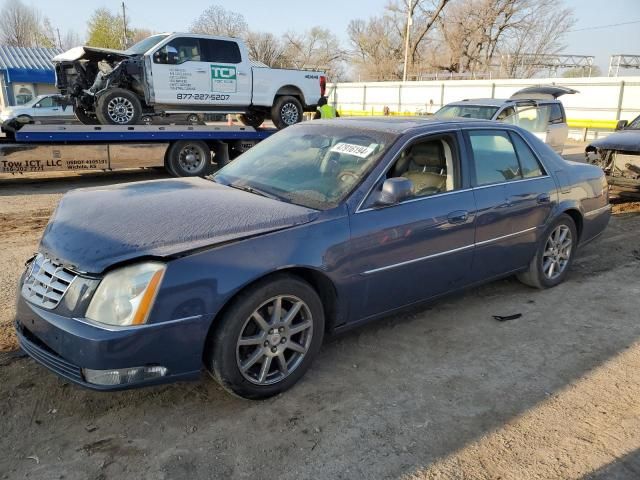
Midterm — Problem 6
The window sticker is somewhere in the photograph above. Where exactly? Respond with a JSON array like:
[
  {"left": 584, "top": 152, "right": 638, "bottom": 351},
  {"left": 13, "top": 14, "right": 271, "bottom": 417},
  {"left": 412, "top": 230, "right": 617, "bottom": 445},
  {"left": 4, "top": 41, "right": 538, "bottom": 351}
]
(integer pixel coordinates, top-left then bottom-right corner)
[{"left": 330, "top": 143, "right": 378, "bottom": 158}]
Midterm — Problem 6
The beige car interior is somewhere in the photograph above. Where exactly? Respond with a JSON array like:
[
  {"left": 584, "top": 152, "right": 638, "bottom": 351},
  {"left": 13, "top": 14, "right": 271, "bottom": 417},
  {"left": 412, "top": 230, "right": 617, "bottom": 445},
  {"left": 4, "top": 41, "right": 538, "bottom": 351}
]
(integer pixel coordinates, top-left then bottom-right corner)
[{"left": 391, "top": 139, "right": 455, "bottom": 196}]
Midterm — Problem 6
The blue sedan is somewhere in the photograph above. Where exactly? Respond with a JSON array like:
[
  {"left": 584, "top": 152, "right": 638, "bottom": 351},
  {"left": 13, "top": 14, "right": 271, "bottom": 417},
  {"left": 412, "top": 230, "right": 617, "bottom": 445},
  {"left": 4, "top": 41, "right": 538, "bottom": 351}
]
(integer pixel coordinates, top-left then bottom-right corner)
[{"left": 15, "top": 117, "right": 611, "bottom": 399}]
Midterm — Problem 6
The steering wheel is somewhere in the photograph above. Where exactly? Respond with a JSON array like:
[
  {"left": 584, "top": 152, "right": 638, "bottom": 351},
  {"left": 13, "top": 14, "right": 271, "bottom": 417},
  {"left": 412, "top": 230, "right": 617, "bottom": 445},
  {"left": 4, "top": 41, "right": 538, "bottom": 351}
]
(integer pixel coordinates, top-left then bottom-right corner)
[{"left": 338, "top": 170, "right": 359, "bottom": 184}]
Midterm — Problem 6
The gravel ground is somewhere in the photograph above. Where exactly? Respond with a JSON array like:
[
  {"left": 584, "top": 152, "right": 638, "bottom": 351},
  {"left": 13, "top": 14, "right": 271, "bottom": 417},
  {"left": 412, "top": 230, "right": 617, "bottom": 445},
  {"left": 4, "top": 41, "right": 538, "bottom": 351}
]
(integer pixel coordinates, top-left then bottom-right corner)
[{"left": 1, "top": 152, "right": 640, "bottom": 479}]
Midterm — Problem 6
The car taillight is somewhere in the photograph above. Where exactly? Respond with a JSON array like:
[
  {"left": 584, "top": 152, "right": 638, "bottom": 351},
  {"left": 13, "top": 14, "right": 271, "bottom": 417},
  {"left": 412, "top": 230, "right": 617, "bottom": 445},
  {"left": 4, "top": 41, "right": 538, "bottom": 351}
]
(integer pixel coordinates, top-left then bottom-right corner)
[{"left": 320, "top": 76, "right": 326, "bottom": 97}]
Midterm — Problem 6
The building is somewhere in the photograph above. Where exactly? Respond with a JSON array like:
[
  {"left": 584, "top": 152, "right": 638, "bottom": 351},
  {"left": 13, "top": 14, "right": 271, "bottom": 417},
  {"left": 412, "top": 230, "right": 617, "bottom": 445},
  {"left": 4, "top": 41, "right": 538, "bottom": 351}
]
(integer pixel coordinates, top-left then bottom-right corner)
[{"left": 0, "top": 46, "right": 63, "bottom": 109}]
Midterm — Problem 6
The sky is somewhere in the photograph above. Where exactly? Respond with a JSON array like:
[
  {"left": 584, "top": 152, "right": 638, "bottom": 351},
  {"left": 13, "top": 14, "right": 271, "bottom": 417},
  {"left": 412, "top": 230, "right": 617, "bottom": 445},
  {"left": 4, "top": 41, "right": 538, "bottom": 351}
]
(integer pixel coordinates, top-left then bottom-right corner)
[{"left": 29, "top": 0, "right": 640, "bottom": 75}]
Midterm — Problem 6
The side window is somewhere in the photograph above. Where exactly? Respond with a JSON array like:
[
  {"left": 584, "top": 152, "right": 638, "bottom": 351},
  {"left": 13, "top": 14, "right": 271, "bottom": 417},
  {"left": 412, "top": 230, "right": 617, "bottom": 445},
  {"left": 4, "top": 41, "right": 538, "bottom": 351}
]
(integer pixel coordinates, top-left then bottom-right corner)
[
  {"left": 514, "top": 105, "right": 549, "bottom": 133},
  {"left": 468, "top": 130, "right": 522, "bottom": 186},
  {"left": 202, "top": 39, "right": 242, "bottom": 64},
  {"left": 509, "top": 132, "right": 546, "bottom": 178},
  {"left": 37, "top": 96, "right": 53, "bottom": 108},
  {"left": 548, "top": 103, "right": 564, "bottom": 124},
  {"left": 387, "top": 135, "right": 458, "bottom": 198},
  {"left": 496, "top": 106, "right": 515, "bottom": 122},
  {"left": 153, "top": 37, "right": 201, "bottom": 64}
]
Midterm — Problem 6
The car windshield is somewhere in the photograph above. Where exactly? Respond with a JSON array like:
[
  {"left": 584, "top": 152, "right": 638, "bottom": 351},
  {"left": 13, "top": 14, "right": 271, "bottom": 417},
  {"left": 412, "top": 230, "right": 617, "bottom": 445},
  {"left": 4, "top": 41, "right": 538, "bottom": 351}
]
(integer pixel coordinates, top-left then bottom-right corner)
[
  {"left": 214, "top": 124, "right": 397, "bottom": 210},
  {"left": 125, "top": 34, "right": 169, "bottom": 55},
  {"left": 435, "top": 105, "right": 499, "bottom": 120},
  {"left": 627, "top": 115, "right": 640, "bottom": 129}
]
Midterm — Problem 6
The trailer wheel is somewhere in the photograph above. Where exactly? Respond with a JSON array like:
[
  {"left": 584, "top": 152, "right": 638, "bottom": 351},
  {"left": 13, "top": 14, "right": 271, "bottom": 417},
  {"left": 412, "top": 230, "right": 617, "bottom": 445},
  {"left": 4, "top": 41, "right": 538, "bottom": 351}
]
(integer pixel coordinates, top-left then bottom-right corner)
[
  {"left": 238, "top": 110, "right": 266, "bottom": 128},
  {"left": 166, "top": 140, "right": 213, "bottom": 177},
  {"left": 74, "top": 106, "right": 99, "bottom": 125},
  {"left": 271, "top": 96, "right": 303, "bottom": 129},
  {"left": 95, "top": 88, "right": 142, "bottom": 125}
]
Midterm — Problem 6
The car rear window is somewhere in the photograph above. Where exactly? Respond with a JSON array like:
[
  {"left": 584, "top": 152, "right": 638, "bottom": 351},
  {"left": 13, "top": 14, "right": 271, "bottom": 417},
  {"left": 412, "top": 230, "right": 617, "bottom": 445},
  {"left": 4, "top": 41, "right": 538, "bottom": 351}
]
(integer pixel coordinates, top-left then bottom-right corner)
[{"left": 202, "top": 39, "right": 242, "bottom": 64}]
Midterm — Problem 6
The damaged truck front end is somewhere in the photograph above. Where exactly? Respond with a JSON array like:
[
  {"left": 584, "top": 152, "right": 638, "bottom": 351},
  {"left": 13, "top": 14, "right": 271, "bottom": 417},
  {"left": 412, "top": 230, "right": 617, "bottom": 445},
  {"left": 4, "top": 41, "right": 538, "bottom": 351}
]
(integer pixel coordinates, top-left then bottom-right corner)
[{"left": 54, "top": 46, "right": 149, "bottom": 125}]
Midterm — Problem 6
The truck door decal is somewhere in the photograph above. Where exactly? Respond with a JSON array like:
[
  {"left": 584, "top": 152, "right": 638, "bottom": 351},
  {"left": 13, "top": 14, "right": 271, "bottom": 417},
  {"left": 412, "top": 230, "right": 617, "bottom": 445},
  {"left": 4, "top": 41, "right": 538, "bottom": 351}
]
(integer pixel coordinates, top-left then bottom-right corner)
[{"left": 211, "top": 65, "right": 237, "bottom": 93}]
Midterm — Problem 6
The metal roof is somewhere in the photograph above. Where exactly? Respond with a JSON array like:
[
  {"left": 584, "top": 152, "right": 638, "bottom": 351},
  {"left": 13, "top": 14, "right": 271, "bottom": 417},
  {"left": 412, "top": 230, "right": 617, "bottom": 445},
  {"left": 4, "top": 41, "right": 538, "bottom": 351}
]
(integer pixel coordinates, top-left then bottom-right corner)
[{"left": 0, "top": 46, "right": 63, "bottom": 71}]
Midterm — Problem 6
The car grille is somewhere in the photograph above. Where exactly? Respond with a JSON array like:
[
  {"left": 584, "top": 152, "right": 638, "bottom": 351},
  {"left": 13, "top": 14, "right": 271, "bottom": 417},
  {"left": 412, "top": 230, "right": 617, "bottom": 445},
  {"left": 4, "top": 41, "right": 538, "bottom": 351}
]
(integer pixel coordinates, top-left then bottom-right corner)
[{"left": 21, "top": 254, "right": 77, "bottom": 309}]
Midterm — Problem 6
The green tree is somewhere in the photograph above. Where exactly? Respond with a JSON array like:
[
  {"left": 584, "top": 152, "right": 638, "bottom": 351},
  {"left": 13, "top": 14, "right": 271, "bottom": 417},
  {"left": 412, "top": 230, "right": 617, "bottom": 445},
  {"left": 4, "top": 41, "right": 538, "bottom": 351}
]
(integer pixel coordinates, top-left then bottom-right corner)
[{"left": 86, "top": 7, "right": 132, "bottom": 49}]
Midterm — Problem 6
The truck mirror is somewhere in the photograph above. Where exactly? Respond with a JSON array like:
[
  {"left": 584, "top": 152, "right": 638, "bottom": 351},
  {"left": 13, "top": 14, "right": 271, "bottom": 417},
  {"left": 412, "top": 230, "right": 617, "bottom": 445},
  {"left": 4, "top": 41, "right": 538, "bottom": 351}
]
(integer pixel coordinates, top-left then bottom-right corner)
[{"left": 166, "top": 46, "right": 179, "bottom": 65}]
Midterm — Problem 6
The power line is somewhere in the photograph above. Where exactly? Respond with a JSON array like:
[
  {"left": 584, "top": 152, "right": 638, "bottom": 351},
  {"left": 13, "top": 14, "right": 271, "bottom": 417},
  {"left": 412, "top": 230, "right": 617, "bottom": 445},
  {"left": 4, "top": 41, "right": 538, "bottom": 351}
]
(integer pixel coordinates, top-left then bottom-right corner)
[{"left": 567, "top": 19, "right": 640, "bottom": 33}]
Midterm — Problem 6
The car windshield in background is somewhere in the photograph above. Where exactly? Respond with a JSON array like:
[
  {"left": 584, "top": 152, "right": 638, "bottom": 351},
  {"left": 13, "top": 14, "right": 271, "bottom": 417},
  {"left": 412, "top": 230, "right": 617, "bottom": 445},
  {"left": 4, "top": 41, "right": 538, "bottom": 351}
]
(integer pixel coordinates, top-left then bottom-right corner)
[
  {"left": 435, "top": 105, "right": 499, "bottom": 120},
  {"left": 214, "top": 124, "right": 397, "bottom": 210},
  {"left": 124, "top": 34, "right": 169, "bottom": 55},
  {"left": 627, "top": 115, "right": 640, "bottom": 129}
]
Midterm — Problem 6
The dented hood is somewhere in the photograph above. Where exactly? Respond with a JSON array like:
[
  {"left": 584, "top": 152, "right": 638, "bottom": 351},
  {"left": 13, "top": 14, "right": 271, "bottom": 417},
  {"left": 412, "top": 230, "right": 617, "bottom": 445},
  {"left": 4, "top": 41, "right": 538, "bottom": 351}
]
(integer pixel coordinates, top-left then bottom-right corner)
[
  {"left": 588, "top": 130, "right": 640, "bottom": 152},
  {"left": 39, "top": 178, "right": 318, "bottom": 273},
  {"left": 53, "top": 46, "right": 134, "bottom": 63}
]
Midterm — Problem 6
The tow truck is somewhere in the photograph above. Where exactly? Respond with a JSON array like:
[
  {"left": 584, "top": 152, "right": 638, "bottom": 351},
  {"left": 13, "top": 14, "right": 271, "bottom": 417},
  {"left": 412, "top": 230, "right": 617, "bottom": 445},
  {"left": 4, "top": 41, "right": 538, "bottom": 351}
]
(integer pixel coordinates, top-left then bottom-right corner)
[{"left": 0, "top": 121, "right": 275, "bottom": 177}]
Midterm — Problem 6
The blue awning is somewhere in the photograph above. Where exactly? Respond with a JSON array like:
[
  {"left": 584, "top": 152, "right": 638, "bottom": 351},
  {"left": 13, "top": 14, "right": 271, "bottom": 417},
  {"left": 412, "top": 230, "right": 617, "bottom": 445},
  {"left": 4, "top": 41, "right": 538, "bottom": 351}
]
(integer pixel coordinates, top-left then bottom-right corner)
[{"left": 6, "top": 67, "right": 55, "bottom": 84}]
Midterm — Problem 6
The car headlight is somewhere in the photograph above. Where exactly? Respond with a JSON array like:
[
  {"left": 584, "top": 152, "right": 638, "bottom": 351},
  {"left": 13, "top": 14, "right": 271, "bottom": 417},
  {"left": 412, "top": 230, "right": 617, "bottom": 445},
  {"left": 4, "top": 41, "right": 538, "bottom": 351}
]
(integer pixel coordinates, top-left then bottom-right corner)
[{"left": 86, "top": 262, "right": 165, "bottom": 327}]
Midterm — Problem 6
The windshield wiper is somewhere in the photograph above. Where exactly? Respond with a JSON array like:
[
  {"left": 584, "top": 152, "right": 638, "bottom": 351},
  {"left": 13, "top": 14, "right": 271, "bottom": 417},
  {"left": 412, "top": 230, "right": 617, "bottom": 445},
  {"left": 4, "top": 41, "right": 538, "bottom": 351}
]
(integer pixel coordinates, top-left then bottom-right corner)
[{"left": 227, "top": 182, "right": 281, "bottom": 201}]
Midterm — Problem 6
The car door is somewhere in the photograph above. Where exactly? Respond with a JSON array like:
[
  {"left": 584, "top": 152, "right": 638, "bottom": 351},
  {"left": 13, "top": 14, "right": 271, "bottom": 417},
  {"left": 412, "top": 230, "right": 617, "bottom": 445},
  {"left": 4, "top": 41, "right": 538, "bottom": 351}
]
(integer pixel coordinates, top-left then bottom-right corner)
[
  {"left": 150, "top": 36, "right": 210, "bottom": 105},
  {"left": 464, "top": 129, "right": 542, "bottom": 280},
  {"left": 33, "top": 96, "right": 58, "bottom": 120},
  {"left": 544, "top": 103, "right": 568, "bottom": 153},
  {"left": 348, "top": 131, "right": 477, "bottom": 320},
  {"left": 200, "top": 38, "right": 251, "bottom": 107}
]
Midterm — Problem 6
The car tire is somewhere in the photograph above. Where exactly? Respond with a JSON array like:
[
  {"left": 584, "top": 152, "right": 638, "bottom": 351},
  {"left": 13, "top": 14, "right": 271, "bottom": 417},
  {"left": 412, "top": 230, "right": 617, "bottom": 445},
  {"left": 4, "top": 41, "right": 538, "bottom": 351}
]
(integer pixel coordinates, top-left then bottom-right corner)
[
  {"left": 74, "top": 106, "right": 99, "bottom": 125},
  {"left": 237, "top": 110, "right": 266, "bottom": 128},
  {"left": 95, "top": 88, "right": 142, "bottom": 125},
  {"left": 16, "top": 115, "right": 33, "bottom": 124},
  {"left": 206, "top": 274, "right": 325, "bottom": 399},
  {"left": 166, "top": 140, "right": 212, "bottom": 177},
  {"left": 271, "top": 96, "right": 303, "bottom": 129},
  {"left": 517, "top": 214, "right": 578, "bottom": 289}
]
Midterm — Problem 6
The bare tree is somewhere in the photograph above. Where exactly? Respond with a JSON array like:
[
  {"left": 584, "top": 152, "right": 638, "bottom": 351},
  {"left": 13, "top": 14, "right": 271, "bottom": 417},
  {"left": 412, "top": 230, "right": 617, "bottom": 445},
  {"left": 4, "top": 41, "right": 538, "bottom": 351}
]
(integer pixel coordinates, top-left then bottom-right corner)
[
  {"left": 0, "top": 0, "right": 54, "bottom": 47},
  {"left": 282, "top": 27, "right": 346, "bottom": 80},
  {"left": 61, "top": 30, "right": 83, "bottom": 50},
  {"left": 245, "top": 31, "right": 286, "bottom": 67},
  {"left": 190, "top": 5, "right": 248, "bottom": 38}
]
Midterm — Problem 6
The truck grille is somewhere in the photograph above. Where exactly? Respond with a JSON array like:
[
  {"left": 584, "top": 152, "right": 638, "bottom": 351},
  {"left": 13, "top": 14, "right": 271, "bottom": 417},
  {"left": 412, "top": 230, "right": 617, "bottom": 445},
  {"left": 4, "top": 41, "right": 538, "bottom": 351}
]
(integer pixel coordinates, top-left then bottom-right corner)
[{"left": 21, "top": 254, "right": 76, "bottom": 309}]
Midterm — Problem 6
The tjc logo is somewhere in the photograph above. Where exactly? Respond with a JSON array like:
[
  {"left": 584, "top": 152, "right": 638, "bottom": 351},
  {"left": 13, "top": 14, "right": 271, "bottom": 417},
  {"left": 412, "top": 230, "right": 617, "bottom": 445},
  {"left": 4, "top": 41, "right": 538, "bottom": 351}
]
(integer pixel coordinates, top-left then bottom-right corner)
[{"left": 211, "top": 65, "right": 237, "bottom": 79}]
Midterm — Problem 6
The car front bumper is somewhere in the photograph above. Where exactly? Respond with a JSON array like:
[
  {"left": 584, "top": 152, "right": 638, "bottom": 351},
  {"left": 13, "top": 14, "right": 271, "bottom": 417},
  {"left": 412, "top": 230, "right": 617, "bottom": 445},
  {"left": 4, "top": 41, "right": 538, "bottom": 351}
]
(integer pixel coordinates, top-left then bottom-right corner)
[{"left": 15, "top": 295, "right": 208, "bottom": 391}]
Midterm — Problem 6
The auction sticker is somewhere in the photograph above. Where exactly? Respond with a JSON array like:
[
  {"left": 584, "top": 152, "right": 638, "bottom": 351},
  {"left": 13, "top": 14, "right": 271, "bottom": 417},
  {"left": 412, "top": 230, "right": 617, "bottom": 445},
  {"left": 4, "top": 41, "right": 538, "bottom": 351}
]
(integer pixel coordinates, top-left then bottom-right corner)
[{"left": 330, "top": 143, "right": 377, "bottom": 158}]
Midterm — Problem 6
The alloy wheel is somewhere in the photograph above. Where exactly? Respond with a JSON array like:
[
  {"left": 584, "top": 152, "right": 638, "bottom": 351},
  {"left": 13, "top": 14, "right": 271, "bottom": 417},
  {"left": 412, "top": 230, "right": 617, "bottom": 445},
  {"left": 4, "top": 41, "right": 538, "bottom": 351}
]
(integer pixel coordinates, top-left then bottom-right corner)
[
  {"left": 280, "top": 103, "right": 300, "bottom": 125},
  {"left": 542, "top": 224, "right": 572, "bottom": 280},
  {"left": 107, "top": 96, "right": 135, "bottom": 124},
  {"left": 236, "top": 295, "right": 313, "bottom": 385}
]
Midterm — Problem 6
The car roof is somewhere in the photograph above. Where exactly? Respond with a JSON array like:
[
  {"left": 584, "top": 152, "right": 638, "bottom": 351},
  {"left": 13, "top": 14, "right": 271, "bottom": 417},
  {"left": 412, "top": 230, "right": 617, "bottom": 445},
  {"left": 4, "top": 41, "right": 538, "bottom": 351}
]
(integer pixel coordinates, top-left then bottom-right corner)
[
  {"left": 310, "top": 116, "right": 503, "bottom": 134},
  {"left": 444, "top": 97, "right": 558, "bottom": 107}
]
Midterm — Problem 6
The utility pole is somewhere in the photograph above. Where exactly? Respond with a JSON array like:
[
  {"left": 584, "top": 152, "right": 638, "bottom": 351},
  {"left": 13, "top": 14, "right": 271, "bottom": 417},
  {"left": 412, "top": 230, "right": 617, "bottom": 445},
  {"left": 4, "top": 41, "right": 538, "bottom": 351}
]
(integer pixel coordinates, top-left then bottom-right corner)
[
  {"left": 56, "top": 28, "right": 62, "bottom": 49},
  {"left": 121, "top": 1, "right": 128, "bottom": 49},
  {"left": 402, "top": 0, "right": 415, "bottom": 82}
]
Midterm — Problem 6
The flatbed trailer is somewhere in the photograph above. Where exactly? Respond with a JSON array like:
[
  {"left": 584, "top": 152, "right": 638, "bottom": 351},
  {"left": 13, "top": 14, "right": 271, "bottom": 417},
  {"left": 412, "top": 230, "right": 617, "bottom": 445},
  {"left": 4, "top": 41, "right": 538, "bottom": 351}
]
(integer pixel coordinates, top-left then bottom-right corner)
[{"left": 0, "top": 124, "right": 276, "bottom": 177}]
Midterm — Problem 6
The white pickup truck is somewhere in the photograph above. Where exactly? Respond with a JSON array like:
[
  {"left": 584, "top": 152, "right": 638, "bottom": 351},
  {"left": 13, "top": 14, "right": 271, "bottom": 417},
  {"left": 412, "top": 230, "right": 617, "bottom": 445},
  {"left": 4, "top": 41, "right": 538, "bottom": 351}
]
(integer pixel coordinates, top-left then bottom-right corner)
[{"left": 53, "top": 33, "right": 326, "bottom": 129}]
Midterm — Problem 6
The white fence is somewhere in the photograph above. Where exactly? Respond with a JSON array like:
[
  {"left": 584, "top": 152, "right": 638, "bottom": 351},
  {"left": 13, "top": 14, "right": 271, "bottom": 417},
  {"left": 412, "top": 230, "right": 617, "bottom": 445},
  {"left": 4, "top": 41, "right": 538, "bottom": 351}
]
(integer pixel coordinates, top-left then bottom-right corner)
[{"left": 328, "top": 76, "right": 640, "bottom": 124}]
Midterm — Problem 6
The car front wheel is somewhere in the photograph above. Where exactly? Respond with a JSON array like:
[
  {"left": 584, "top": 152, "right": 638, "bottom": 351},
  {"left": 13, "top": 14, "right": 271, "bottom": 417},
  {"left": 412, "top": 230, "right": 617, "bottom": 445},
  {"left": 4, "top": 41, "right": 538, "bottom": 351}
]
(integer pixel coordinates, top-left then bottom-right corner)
[
  {"left": 517, "top": 213, "right": 578, "bottom": 289},
  {"left": 207, "top": 274, "right": 324, "bottom": 399}
]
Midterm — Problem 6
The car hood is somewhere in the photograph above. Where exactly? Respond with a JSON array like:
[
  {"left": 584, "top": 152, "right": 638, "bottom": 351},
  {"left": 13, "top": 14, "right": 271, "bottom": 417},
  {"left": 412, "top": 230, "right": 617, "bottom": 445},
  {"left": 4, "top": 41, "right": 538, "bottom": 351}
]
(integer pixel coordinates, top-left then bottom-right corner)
[
  {"left": 39, "top": 177, "right": 319, "bottom": 273},
  {"left": 588, "top": 130, "right": 640, "bottom": 152},
  {"left": 53, "top": 46, "right": 134, "bottom": 63}
]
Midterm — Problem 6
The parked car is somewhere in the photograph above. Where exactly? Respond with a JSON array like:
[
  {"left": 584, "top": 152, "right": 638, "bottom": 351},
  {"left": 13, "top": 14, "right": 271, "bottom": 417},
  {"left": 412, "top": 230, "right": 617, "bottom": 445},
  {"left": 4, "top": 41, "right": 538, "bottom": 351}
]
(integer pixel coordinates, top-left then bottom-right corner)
[
  {"left": 0, "top": 94, "right": 76, "bottom": 124},
  {"left": 53, "top": 32, "right": 326, "bottom": 129},
  {"left": 15, "top": 117, "right": 610, "bottom": 399},
  {"left": 434, "top": 86, "right": 577, "bottom": 153},
  {"left": 586, "top": 114, "right": 640, "bottom": 185}
]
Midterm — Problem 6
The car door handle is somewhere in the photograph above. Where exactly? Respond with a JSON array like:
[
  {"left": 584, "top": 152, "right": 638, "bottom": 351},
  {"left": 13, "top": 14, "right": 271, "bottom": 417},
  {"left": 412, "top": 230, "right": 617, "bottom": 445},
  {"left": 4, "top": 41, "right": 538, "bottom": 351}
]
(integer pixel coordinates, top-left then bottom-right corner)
[
  {"left": 195, "top": 69, "right": 207, "bottom": 73},
  {"left": 237, "top": 71, "right": 248, "bottom": 76},
  {"left": 447, "top": 210, "right": 469, "bottom": 224},
  {"left": 537, "top": 193, "right": 551, "bottom": 204}
]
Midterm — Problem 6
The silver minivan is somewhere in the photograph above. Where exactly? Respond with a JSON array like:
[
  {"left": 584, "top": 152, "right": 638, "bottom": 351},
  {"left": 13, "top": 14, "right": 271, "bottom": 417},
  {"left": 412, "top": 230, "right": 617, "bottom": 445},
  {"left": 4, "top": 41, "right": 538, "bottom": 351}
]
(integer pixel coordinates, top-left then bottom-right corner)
[{"left": 435, "top": 86, "right": 577, "bottom": 154}]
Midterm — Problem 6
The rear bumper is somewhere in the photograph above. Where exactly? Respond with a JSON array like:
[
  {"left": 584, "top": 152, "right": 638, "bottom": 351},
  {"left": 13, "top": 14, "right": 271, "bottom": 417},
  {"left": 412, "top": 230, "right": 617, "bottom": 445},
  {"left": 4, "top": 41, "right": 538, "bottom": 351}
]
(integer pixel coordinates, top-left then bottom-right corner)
[{"left": 15, "top": 296, "right": 208, "bottom": 391}]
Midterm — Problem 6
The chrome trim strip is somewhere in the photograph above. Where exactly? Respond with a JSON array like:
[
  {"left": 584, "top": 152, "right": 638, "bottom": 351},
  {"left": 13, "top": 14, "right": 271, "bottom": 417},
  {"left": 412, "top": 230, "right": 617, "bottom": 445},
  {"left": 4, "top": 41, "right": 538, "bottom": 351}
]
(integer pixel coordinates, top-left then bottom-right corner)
[
  {"left": 474, "top": 226, "right": 537, "bottom": 246},
  {"left": 357, "top": 187, "right": 474, "bottom": 214},
  {"left": 72, "top": 315, "right": 202, "bottom": 332},
  {"left": 363, "top": 243, "right": 475, "bottom": 275},
  {"left": 362, "top": 226, "right": 538, "bottom": 275},
  {"left": 584, "top": 204, "right": 612, "bottom": 218},
  {"left": 472, "top": 175, "right": 551, "bottom": 190}
]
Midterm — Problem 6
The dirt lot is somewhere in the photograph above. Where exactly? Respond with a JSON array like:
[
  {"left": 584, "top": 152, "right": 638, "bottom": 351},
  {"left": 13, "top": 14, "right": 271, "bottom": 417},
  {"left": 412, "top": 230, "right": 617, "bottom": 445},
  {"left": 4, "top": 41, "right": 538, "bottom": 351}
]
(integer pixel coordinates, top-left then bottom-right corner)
[{"left": 1, "top": 156, "right": 640, "bottom": 479}]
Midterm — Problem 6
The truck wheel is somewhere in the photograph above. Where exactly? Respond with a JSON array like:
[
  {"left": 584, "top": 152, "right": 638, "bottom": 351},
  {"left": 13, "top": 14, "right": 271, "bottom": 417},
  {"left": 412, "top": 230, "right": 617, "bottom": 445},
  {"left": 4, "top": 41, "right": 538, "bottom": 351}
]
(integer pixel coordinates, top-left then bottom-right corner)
[
  {"left": 74, "top": 106, "right": 99, "bottom": 125},
  {"left": 271, "top": 96, "right": 303, "bottom": 129},
  {"left": 166, "top": 140, "right": 213, "bottom": 177},
  {"left": 95, "top": 88, "right": 142, "bottom": 125},
  {"left": 238, "top": 110, "right": 266, "bottom": 128}
]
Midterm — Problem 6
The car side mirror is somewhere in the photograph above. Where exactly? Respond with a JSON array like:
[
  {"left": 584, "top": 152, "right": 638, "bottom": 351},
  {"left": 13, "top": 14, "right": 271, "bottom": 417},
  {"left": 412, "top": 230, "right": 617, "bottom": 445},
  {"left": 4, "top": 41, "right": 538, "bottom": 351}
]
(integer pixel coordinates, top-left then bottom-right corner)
[
  {"left": 375, "top": 178, "right": 413, "bottom": 206},
  {"left": 34, "top": 103, "right": 41, "bottom": 108},
  {"left": 166, "top": 46, "right": 179, "bottom": 64},
  {"left": 615, "top": 120, "right": 628, "bottom": 131}
]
